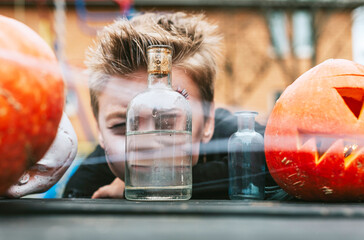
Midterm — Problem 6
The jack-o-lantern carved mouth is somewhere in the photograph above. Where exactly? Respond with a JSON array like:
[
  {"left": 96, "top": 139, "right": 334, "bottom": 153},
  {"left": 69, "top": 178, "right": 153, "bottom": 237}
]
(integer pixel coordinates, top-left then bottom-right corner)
[
  {"left": 335, "top": 87, "right": 364, "bottom": 119},
  {"left": 298, "top": 130, "right": 363, "bottom": 168}
]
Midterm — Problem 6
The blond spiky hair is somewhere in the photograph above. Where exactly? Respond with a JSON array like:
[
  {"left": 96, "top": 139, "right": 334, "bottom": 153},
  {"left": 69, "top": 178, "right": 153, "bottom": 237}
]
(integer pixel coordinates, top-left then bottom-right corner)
[{"left": 86, "top": 11, "right": 222, "bottom": 121}]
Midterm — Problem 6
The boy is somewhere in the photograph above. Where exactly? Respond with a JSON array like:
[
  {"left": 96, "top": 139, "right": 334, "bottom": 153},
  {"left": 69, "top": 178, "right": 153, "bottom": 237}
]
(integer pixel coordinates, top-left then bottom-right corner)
[{"left": 64, "top": 11, "right": 280, "bottom": 199}]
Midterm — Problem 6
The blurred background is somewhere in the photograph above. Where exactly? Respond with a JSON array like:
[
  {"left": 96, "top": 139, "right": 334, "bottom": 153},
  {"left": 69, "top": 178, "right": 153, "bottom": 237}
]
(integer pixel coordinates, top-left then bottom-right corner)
[{"left": 1, "top": 0, "right": 363, "bottom": 197}]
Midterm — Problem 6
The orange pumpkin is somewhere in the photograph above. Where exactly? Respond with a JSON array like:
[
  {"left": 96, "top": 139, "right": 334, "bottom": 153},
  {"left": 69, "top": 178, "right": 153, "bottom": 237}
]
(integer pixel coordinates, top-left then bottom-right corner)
[
  {"left": 265, "top": 59, "right": 364, "bottom": 201},
  {"left": 0, "top": 15, "right": 64, "bottom": 194}
]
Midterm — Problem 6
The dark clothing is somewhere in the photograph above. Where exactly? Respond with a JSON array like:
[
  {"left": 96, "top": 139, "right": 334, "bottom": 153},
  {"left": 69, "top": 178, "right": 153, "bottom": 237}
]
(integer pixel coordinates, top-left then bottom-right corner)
[
  {"left": 63, "top": 145, "right": 114, "bottom": 198},
  {"left": 63, "top": 108, "right": 289, "bottom": 200}
]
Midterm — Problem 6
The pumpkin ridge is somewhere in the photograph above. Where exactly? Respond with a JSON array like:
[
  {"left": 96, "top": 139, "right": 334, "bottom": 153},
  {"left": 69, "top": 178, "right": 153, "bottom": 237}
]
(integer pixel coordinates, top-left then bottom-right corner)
[{"left": 0, "top": 87, "right": 22, "bottom": 111}]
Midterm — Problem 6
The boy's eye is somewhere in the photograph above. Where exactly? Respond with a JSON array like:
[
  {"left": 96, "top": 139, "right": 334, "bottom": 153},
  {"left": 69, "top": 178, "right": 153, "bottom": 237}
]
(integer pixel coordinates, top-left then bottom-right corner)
[
  {"left": 155, "top": 113, "right": 176, "bottom": 130},
  {"left": 175, "top": 86, "right": 189, "bottom": 99},
  {"left": 109, "top": 122, "right": 126, "bottom": 135}
]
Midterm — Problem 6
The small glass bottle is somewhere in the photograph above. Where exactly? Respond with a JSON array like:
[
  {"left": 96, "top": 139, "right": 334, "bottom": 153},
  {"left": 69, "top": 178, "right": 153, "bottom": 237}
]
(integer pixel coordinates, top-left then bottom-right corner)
[
  {"left": 125, "top": 45, "right": 193, "bottom": 201},
  {"left": 228, "top": 111, "right": 265, "bottom": 200}
]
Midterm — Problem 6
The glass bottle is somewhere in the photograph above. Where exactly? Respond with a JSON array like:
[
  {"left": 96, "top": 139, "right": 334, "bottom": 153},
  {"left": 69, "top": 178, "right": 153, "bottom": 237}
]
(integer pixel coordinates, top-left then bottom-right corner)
[
  {"left": 228, "top": 111, "right": 265, "bottom": 200},
  {"left": 125, "top": 45, "right": 193, "bottom": 201}
]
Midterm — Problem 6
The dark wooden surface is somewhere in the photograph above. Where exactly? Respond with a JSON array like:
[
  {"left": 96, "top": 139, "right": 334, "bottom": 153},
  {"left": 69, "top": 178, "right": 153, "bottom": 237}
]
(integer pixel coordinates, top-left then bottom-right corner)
[{"left": 0, "top": 198, "right": 364, "bottom": 240}]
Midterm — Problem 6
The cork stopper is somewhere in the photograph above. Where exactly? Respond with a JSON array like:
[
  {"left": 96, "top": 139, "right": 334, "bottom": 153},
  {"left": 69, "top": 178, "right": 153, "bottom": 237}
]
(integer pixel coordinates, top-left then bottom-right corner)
[{"left": 147, "top": 45, "right": 172, "bottom": 75}]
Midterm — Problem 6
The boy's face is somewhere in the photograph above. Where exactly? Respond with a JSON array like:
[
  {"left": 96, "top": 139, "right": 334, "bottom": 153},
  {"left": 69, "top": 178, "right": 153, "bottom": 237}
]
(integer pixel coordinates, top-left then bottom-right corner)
[{"left": 97, "top": 68, "right": 214, "bottom": 180}]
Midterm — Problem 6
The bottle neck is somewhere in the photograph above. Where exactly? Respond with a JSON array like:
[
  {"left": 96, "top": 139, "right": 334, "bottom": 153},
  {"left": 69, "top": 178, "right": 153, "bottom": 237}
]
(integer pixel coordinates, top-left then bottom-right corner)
[
  {"left": 147, "top": 45, "right": 172, "bottom": 89},
  {"left": 237, "top": 115, "right": 256, "bottom": 132},
  {"left": 148, "top": 73, "right": 172, "bottom": 89}
]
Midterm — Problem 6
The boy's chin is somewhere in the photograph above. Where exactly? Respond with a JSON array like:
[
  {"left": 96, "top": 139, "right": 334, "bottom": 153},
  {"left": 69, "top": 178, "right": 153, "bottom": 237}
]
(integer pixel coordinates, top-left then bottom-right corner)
[
  {"left": 106, "top": 160, "right": 125, "bottom": 180},
  {"left": 192, "top": 155, "right": 199, "bottom": 166}
]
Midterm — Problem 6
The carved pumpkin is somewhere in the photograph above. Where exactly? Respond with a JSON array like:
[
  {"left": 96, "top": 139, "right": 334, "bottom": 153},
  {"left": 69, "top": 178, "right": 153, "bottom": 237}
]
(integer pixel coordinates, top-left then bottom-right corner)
[
  {"left": 265, "top": 59, "right": 364, "bottom": 201},
  {"left": 0, "top": 15, "right": 64, "bottom": 194}
]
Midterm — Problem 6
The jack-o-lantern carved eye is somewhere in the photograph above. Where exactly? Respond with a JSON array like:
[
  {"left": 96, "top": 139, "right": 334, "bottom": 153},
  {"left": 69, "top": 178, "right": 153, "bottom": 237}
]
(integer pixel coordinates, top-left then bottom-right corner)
[{"left": 335, "top": 88, "right": 364, "bottom": 119}]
